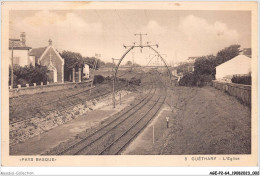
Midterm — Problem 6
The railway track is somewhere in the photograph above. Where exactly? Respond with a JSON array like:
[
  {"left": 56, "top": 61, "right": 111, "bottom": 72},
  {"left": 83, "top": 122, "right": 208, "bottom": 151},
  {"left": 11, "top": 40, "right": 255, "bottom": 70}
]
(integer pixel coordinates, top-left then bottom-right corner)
[
  {"left": 51, "top": 73, "right": 166, "bottom": 155},
  {"left": 9, "top": 82, "right": 127, "bottom": 125},
  {"left": 10, "top": 70, "right": 150, "bottom": 125},
  {"left": 101, "top": 95, "right": 165, "bottom": 155},
  {"left": 47, "top": 80, "right": 155, "bottom": 155}
]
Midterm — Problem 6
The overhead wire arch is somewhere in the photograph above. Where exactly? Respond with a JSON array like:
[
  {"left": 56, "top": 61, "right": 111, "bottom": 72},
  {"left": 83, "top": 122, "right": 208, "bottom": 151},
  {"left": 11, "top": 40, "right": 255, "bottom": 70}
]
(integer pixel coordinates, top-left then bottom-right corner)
[{"left": 113, "top": 45, "right": 173, "bottom": 86}]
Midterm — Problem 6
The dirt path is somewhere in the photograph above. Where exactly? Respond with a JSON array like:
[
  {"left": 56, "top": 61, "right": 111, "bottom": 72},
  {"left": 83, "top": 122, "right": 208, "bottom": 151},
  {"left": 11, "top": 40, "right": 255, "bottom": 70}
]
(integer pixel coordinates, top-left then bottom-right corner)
[{"left": 123, "top": 86, "right": 251, "bottom": 155}]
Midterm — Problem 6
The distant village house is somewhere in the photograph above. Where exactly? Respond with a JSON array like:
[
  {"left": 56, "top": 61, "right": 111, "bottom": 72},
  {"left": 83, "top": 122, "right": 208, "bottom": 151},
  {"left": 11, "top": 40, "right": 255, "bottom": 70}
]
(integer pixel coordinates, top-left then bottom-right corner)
[{"left": 9, "top": 32, "right": 33, "bottom": 66}]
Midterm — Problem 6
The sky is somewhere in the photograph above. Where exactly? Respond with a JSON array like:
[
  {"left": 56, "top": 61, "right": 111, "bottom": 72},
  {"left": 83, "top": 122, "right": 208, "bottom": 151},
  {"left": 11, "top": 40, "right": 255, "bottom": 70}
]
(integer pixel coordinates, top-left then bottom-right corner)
[{"left": 10, "top": 10, "right": 251, "bottom": 66}]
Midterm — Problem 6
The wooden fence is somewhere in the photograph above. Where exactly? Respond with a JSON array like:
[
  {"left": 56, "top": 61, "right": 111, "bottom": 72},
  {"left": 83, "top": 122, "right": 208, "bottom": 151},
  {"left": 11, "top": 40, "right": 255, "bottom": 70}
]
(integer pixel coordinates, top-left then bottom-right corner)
[{"left": 212, "top": 80, "right": 251, "bottom": 106}]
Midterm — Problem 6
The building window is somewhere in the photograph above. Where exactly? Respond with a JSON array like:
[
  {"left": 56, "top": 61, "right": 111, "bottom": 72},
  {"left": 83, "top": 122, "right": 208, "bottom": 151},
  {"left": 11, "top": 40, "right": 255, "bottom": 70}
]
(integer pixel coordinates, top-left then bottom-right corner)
[{"left": 13, "top": 57, "right": 20, "bottom": 65}]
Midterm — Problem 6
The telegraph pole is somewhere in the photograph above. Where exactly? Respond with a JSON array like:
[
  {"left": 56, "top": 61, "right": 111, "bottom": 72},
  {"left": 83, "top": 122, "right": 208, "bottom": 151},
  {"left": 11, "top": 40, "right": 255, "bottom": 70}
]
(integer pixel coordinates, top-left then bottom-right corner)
[
  {"left": 112, "top": 58, "right": 120, "bottom": 108},
  {"left": 132, "top": 51, "right": 135, "bottom": 69},
  {"left": 89, "top": 58, "right": 97, "bottom": 97},
  {"left": 9, "top": 39, "right": 20, "bottom": 89},
  {"left": 134, "top": 32, "right": 147, "bottom": 53},
  {"left": 112, "top": 58, "right": 116, "bottom": 108}
]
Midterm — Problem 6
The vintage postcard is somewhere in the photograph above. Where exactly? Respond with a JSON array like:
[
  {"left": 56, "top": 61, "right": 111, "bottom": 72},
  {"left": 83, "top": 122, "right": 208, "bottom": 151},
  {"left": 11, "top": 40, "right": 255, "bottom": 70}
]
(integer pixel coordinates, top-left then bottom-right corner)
[{"left": 1, "top": 1, "right": 258, "bottom": 167}]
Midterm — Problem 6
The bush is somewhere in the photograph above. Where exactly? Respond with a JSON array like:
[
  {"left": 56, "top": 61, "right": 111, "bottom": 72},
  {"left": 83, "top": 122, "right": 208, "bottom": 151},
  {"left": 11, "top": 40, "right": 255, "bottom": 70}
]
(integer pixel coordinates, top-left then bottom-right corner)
[
  {"left": 118, "top": 78, "right": 127, "bottom": 82},
  {"left": 179, "top": 73, "right": 197, "bottom": 86},
  {"left": 231, "top": 75, "right": 251, "bottom": 85},
  {"left": 17, "top": 78, "right": 28, "bottom": 86},
  {"left": 129, "top": 77, "right": 141, "bottom": 86},
  {"left": 179, "top": 73, "right": 214, "bottom": 87},
  {"left": 9, "top": 64, "right": 49, "bottom": 87},
  {"left": 93, "top": 75, "right": 105, "bottom": 84},
  {"left": 197, "top": 74, "right": 214, "bottom": 87},
  {"left": 105, "top": 76, "right": 112, "bottom": 81}
]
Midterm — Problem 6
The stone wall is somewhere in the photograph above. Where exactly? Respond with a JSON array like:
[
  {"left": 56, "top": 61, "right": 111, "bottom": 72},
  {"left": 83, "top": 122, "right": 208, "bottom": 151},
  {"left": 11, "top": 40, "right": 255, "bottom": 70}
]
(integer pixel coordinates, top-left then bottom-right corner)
[
  {"left": 9, "top": 80, "right": 92, "bottom": 98},
  {"left": 212, "top": 80, "right": 251, "bottom": 106}
]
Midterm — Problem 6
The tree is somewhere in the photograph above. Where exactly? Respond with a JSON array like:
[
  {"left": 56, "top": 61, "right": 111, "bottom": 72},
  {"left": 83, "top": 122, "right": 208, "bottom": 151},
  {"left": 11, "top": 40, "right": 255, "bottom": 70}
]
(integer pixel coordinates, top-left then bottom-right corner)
[
  {"left": 215, "top": 44, "right": 241, "bottom": 66},
  {"left": 179, "top": 44, "right": 242, "bottom": 87},
  {"left": 100, "top": 61, "right": 106, "bottom": 67},
  {"left": 125, "top": 61, "right": 132, "bottom": 66},
  {"left": 194, "top": 55, "right": 216, "bottom": 76},
  {"left": 60, "top": 51, "right": 84, "bottom": 70},
  {"left": 193, "top": 44, "right": 241, "bottom": 78},
  {"left": 176, "top": 62, "right": 193, "bottom": 74},
  {"left": 60, "top": 50, "right": 84, "bottom": 81},
  {"left": 83, "top": 57, "right": 102, "bottom": 69}
]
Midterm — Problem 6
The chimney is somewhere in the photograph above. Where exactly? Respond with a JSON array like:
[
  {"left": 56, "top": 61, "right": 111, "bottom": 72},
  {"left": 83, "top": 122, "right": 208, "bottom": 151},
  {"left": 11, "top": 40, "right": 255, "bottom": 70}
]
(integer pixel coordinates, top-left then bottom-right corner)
[
  {"left": 243, "top": 48, "right": 251, "bottom": 57},
  {"left": 20, "top": 32, "right": 26, "bottom": 46},
  {"left": 48, "top": 39, "right": 52, "bottom": 45}
]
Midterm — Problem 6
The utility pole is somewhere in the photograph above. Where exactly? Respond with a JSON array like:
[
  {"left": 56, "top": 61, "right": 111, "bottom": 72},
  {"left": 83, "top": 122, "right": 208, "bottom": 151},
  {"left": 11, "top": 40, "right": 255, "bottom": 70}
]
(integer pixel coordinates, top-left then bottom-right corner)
[
  {"left": 9, "top": 39, "right": 20, "bottom": 89},
  {"left": 132, "top": 51, "right": 135, "bottom": 69},
  {"left": 134, "top": 32, "right": 147, "bottom": 53},
  {"left": 112, "top": 58, "right": 120, "bottom": 108},
  {"left": 89, "top": 57, "right": 98, "bottom": 97},
  {"left": 112, "top": 58, "right": 116, "bottom": 108}
]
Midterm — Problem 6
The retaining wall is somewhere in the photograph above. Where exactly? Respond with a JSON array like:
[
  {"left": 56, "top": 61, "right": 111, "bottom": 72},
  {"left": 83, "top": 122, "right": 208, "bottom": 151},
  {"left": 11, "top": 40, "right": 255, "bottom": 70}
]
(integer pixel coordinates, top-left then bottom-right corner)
[
  {"left": 9, "top": 80, "right": 92, "bottom": 98},
  {"left": 9, "top": 90, "right": 129, "bottom": 147},
  {"left": 212, "top": 80, "right": 251, "bottom": 106}
]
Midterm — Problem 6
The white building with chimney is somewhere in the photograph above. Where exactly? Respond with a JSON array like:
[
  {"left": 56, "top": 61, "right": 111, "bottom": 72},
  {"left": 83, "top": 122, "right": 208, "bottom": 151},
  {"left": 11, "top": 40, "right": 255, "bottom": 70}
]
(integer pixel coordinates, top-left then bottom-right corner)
[{"left": 9, "top": 32, "right": 33, "bottom": 67}]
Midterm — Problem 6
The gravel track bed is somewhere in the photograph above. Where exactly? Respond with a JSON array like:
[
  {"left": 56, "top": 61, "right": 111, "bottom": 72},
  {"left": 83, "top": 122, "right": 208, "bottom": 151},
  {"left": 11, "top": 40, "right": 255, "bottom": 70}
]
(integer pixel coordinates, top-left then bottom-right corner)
[{"left": 75, "top": 89, "right": 161, "bottom": 155}]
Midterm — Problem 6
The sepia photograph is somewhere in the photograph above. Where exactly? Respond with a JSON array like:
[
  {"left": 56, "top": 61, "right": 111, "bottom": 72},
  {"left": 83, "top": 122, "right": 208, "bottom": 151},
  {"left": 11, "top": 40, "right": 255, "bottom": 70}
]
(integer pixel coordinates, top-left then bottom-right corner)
[{"left": 1, "top": 1, "right": 258, "bottom": 168}]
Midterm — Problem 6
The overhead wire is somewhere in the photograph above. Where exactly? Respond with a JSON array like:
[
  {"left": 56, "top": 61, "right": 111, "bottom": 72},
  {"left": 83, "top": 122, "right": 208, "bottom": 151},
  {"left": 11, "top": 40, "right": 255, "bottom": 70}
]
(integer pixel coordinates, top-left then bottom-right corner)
[
  {"left": 114, "top": 10, "right": 140, "bottom": 66},
  {"left": 144, "top": 10, "right": 171, "bottom": 68},
  {"left": 143, "top": 10, "right": 159, "bottom": 66},
  {"left": 143, "top": 10, "right": 157, "bottom": 45},
  {"left": 94, "top": 10, "right": 119, "bottom": 40},
  {"left": 114, "top": 10, "right": 133, "bottom": 36}
]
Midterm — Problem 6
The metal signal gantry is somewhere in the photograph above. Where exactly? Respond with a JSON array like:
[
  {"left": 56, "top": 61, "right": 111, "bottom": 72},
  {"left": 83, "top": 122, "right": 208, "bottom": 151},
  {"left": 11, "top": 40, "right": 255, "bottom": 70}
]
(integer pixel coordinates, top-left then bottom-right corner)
[
  {"left": 111, "top": 34, "right": 173, "bottom": 108},
  {"left": 114, "top": 42, "right": 171, "bottom": 84}
]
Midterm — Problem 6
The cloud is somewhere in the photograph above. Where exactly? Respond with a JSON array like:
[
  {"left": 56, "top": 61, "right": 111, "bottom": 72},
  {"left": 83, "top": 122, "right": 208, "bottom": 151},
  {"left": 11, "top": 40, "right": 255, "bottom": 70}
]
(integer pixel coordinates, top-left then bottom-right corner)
[
  {"left": 17, "top": 11, "right": 102, "bottom": 33},
  {"left": 178, "top": 15, "right": 239, "bottom": 41},
  {"left": 10, "top": 12, "right": 244, "bottom": 65},
  {"left": 23, "top": 10, "right": 67, "bottom": 27},
  {"left": 11, "top": 11, "right": 103, "bottom": 56},
  {"left": 144, "top": 20, "right": 166, "bottom": 35},
  {"left": 176, "top": 15, "right": 239, "bottom": 57}
]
